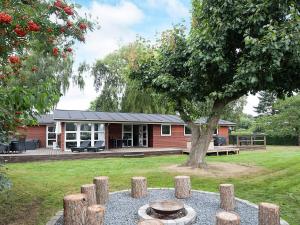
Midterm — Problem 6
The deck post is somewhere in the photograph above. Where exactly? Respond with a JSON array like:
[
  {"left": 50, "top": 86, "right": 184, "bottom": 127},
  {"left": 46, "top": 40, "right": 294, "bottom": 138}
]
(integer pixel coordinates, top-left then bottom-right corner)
[{"left": 236, "top": 135, "right": 239, "bottom": 146}]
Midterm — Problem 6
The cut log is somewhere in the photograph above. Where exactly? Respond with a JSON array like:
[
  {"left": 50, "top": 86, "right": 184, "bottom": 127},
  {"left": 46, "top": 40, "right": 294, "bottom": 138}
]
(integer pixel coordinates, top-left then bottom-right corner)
[
  {"left": 81, "top": 184, "right": 97, "bottom": 206},
  {"left": 259, "top": 202, "right": 280, "bottom": 225},
  {"left": 219, "top": 184, "right": 235, "bottom": 211},
  {"left": 86, "top": 204, "right": 105, "bottom": 225},
  {"left": 138, "top": 219, "right": 163, "bottom": 225},
  {"left": 216, "top": 211, "right": 240, "bottom": 225},
  {"left": 131, "top": 176, "right": 147, "bottom": 198},
  {"left": 63, "top": 193, "right": 87, "bottom": 225},
  {"left": 93, "top": 176, "right": 109, "bottom": 205},
  {"left": 174, "top": 175, "right": 191, "bottom": 199}
]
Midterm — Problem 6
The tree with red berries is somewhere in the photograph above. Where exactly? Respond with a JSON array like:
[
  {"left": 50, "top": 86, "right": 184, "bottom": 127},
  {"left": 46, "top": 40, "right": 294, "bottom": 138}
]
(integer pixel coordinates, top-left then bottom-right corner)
[{"left": 0, "top": 0, "right": 95, "bottom": 141}]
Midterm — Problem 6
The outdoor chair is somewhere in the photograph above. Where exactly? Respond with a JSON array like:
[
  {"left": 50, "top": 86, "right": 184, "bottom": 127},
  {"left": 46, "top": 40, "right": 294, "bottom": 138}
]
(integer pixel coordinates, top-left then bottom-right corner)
[
  {"left": 87, "top": 141, "right": 105, "bottom": 152},
  {"left": 0, "top": 143, "right": 9, "bottom": 154},
  {"left": 10, "top": 141, "right": 26, "bottom": 153},
  {"left": 71, "top": 141, "right": 91, "bottom": 152}
]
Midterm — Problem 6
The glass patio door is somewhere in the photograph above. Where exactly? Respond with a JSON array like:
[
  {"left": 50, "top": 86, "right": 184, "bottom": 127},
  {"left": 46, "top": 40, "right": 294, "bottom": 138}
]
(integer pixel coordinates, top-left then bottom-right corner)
[{"left": 138, "top": 125, "right": 148, "bottom": 147}]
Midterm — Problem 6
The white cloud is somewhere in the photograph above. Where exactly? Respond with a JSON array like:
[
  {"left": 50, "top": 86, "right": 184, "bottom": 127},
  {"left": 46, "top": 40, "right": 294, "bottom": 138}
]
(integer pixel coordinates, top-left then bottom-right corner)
[
  {"left": 57, "top": 1, "right": 144, "bottom": 110},
  {"left": 244, "top": 94, "right": 259, "bottom": 116},
  {"left": 147, "top": 0, "right": 189, "bottom": 18}
]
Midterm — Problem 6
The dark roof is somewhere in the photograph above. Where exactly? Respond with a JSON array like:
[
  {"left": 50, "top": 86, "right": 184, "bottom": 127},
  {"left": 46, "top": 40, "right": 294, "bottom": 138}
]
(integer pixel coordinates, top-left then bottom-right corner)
[
  {"left": 37, "top": 114, "right": 54, "bottom": 125},
  {"left": 52, "top": 109, "right": 236, "bottom": 126}
]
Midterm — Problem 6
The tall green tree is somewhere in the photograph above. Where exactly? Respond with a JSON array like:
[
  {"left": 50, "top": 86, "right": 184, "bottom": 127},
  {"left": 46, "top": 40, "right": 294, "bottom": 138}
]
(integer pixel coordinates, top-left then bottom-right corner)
[
  {"left": 90, "top": 43, "right": 175, "bottom": 114},
  {"left": 129, "top": 0, "right": 300, "bottom": 167},
  {"left": 0, "top": 0, "right": 94, "bottom": 140},
  {"left": 255, "top": 94, "right": 300, "bottom": 145},
  {"left": 255, "top": 91, "right": 277, "bottom": 115}
]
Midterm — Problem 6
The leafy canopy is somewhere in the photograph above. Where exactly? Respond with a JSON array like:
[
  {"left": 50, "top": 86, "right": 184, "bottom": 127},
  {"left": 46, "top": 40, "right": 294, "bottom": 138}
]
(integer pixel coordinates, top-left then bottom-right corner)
[
  {"left": 130, "top": 0, "right": 300, "bottom": 122},
  {"left": 0, "top": 0, "right": 95, "bottom": 139}
]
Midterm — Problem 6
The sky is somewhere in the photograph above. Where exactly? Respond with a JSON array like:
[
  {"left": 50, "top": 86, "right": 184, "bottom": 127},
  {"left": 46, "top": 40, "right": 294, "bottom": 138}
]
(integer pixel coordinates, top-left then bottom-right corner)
[{"left": 57, "top": 0, "right": 258, "bottom": 115}]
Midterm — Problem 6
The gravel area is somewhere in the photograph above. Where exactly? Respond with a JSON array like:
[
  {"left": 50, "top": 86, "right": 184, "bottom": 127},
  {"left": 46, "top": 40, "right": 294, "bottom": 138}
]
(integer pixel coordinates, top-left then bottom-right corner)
[{"left": 53, "top": 188, "right": 288, "bottom": 225}]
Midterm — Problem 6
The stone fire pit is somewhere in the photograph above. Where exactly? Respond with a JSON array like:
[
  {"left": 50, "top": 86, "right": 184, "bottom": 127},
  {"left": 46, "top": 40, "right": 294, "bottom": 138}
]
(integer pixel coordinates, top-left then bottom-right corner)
[{"left": 49, "top": 188, "right": 289, "bottom": 225}]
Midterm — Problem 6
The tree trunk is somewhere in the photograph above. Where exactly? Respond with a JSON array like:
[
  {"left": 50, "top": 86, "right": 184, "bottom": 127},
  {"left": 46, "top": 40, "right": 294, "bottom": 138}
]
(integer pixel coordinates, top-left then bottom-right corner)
[
  {"left": 298, "top": 134, "right": 300, "bottom": 146},
  {"left": 131, "top": 176, "right": 147, "bottom": 198},
  {"left": 259, "top": 203, "right": 280, "bottom": 225},
  {"left": 184, "top": 102, "right": 224, "bottom": 168},
  {"left": 93, "top": 176, "right": 109, "bottom": 205},
  {"left": 63, "top": 193, "right": 87, "bottom": 225},
  {"left": 86, "top": 205, "right": 105, "bottom": 225},
  {"left": 174, "top": 176, "right": 191, "bottom": 199}
]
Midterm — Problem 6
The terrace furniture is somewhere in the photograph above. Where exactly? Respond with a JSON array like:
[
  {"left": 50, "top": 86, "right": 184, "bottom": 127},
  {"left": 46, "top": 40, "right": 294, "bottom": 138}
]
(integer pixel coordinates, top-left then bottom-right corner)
[
  {"left": 10, "top": 141, "right": 26, "bottom": 153},
  {"left": 213, "top": 136, "right": 227, "bottom": 146},
  {"left": 87, "top": 141, "right": 105, "bottom": 152},
  {"left": 71, "top": 141, "right": 91, "bottom": 152},
  {"left": 0, "top": 143, "right": 9, "bottom": 154},
  {"left": 25, "top": 139, "right": 40, "bottom": 150}
]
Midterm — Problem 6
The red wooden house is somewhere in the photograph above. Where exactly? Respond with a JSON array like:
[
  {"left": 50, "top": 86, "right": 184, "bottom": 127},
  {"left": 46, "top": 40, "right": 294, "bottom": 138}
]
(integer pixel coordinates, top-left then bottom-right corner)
[{"left": 22, "top": 110, "right": 235, "bottom": 151}]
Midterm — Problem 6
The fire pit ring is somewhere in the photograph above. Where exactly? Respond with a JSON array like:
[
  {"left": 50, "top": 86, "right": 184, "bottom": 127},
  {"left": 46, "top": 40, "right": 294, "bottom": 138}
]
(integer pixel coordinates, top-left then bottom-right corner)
[
  {"left": 138, "top": 202, "right": 196, "bottom": 225},
  {"left": 149, "top": 200, "right": 184, "bottom": 215}
]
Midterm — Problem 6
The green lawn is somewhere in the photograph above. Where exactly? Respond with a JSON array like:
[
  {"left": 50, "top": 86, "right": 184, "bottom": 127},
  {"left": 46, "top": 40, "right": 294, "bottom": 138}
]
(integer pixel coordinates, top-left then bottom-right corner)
[{"left": 0, "top": 146, "right": 299, "bottom": 225}]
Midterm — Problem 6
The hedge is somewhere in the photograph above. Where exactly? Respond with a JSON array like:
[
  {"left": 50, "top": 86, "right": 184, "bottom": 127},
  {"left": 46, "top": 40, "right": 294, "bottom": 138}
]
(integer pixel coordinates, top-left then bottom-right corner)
[{"left": 266, "top": 135, "right": 299, "bottom": 146}]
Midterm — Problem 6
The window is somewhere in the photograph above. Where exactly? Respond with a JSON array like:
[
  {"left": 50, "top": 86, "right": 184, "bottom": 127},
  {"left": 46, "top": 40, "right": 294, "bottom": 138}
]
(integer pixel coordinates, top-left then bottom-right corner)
[
  {"left": 122, "top": 124, "right": 133, "bottom": 147},
  {"left": 47, "top": 125, "right": 56, "bottom": 147},
  {"left": 184, "top": 125, "right": 192, "bottom": 136},
  {"left": 79, "top": 123, "right": 92, "bottom": 145},
  {"left": 161, "top": 124, "right": 171, "bottom": 136},
  {"left": 94, "top": 124, "right": 105, "bottom": 142},
  {"left": 65, "top": 122, "right": 77, "bottom": 148},
  {"left": 214, "top": 128, "right": 218, "bottom": 135}
]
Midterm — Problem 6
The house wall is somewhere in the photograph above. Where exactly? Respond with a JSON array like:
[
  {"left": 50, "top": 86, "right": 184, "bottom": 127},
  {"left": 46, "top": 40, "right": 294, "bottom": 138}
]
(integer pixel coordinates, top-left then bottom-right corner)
[
  {"left": 218, "top": 126, "right": 229, "bottom": 144},
  {"left": 152, "top": 124, "right": 191, "bottom": 148},
  {"left": 17, "top": 125, "right": 47, "bottom": 148},
  {"left": 108, "top": 123, "right": 122, "bottom": 148}
]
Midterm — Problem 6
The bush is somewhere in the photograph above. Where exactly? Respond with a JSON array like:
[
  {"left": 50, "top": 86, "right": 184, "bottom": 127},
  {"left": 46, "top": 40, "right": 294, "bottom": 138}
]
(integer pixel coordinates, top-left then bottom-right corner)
[{"left": 266, "top": 135, "right": 299, "bottom": 146}]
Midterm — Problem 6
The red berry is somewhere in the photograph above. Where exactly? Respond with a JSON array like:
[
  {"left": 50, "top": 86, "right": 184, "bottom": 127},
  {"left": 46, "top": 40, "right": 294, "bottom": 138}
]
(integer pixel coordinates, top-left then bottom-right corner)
[
  {"left": 60, "top": 27, "right": 66, "bottom": 33},
  {"left": 52, "top": 47, "right": 59, "bottom": 56},
  {"left": 79, "top": 36, "right": 85, "bottom": 42},
  {"left": 0, "top": 12, "right": 12, "bottom": 24},
  {"left": 27, "top": 20, "right": 40, "bottom": 32},
  {"left": 67, "top": 20, "right": 73, "bottom": 27},
  {"left": 63, "top": 6, "right": 74, "bottom": 15},
  {"left": 79, "top": 23, "right": 87, "bottom": 30},
  {"left": 66, "top": 47, "right": 72, "bottom": 52},
  {"left": 47, "top": 28, "right": 53, "bottom": 33},
  {"left": 14, "top": 26, "right": 27, "bottom": 37},
  {"left": 9, "top": 55, "right": 20, "bottom": 64},
  {"left": 15, "top": 111, "right": 22, "bottom": 115},
  {"left": 54, "top": 0, "right": 63, "bottom": 8},
  {"left": 31, "top": 66, "right": 38, "bottom": 72}
]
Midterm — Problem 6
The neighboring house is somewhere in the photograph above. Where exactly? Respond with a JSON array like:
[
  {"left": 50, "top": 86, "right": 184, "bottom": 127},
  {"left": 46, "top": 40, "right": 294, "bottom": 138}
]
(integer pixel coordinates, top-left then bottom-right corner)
[{"left": 20, "top": 109, "right": 235, "bottom": 151}]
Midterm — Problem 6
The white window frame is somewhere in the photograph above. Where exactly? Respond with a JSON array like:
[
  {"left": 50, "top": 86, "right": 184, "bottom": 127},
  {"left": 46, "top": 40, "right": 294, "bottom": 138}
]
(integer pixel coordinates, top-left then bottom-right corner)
[
  {"left": 161, "top": 124, "right": 172, "bottom": 136},
  {"left": 184, "top": 125, "right": 192, "bottom": 136},
  {"left": 122, "top": 124, "right": 133, "bottom": 147},
  {"left": 79, "top": 123, "right": 93, "bottom": 146},
  {"left": 65, "top": 122, "right": 78, "bottom": 150},
  {"left": 46, "top": 125, "right": 56, "bottom": 148},
  {"left": 214, "top": 128, "right": 219, "bottom": 135}
]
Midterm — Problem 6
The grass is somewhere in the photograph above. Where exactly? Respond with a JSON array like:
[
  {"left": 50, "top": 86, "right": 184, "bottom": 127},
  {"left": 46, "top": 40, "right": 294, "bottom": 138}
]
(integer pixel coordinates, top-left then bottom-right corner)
[{"left": 0, "top": 146, "right": 299, "bottom": 225}]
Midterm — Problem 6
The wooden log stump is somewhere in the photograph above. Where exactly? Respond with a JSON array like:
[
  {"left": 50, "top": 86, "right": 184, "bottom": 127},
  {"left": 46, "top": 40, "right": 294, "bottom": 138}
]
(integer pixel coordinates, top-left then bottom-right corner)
[
  {"left": 63, "top": 193, "right": 87, "bottom": 225},
  {"left": 259, "top": 202, "right": 280, "bottom": 225},
  {"left": 86, "top": 204, "right": 105, "bottom": 225},
  {"left": 81, "top": 184, "right": 97, "bottom": 206},
  {"left": 174, "top": 175, "right": 191, "bottom": 199},
  {"left": 216, "top": 212, "right": 240, "bottom": 225},
  {"left": 219, "top": 184, "right": 235, "bottom": 211},
  {"left": 131, "top": 176, "right": 147, "bottom": 198},
  {"left": 93, "top": 176, "right": 109, "bottom": 205},
  {"left": 138, "top": 219, "right": 163, "bottom": 225}
]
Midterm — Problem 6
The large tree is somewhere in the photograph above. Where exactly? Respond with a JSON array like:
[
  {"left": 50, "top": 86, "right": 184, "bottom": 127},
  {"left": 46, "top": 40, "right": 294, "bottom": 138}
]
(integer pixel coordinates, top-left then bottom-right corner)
[
  {"left": 0, "top": 0, "right": 94, "bottom": 140},
  {"left": 129, "top": 0, "right": 300, "bottom": 167},
  {"left": 90, "top": 43, "right": 175, "bottom": 114},
  {"left": 255, "top": 91, "right": 277, "bottom": 115},
  {"left": 255, "top": 94, "right": 300, "bottom": 145}
]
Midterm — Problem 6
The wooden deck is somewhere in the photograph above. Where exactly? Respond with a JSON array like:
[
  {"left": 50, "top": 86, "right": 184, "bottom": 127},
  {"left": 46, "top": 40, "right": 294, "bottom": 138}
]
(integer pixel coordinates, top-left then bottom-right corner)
[
  {"left": 183, "top": 146, "right": 240, "bottom": 156},
  {"left": 0, "top": 148, "right": 183, "bottom": 163}
]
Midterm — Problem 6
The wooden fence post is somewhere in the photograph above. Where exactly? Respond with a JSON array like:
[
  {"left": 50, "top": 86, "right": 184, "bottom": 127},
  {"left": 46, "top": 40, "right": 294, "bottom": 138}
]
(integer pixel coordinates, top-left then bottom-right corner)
[
  {"left": 63, "top": 193, "right": 87, "bottom": 225},
  {"left": 216, "top": 212, "right": 240, "bottom": 225},
  {"left": 93, "top": 176, "right": 109, "bottom": 205},
  {"left": 81, "top": 184, "right": 97, "bottom": 206},
  {"left": 131, "top": 177, "right": 147, "bottom": 198},
  {"left": 259, "top": 202, "right": 280, "bottom": 225},
  {"left": 219, "top": 184, "right": 235, "bottom": 211},
  {"left": 174, "top": 176, "right": 191, "bottom": 199},
  {"left": 86, "top": 205, "right": 105, "bottom": 225}
]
